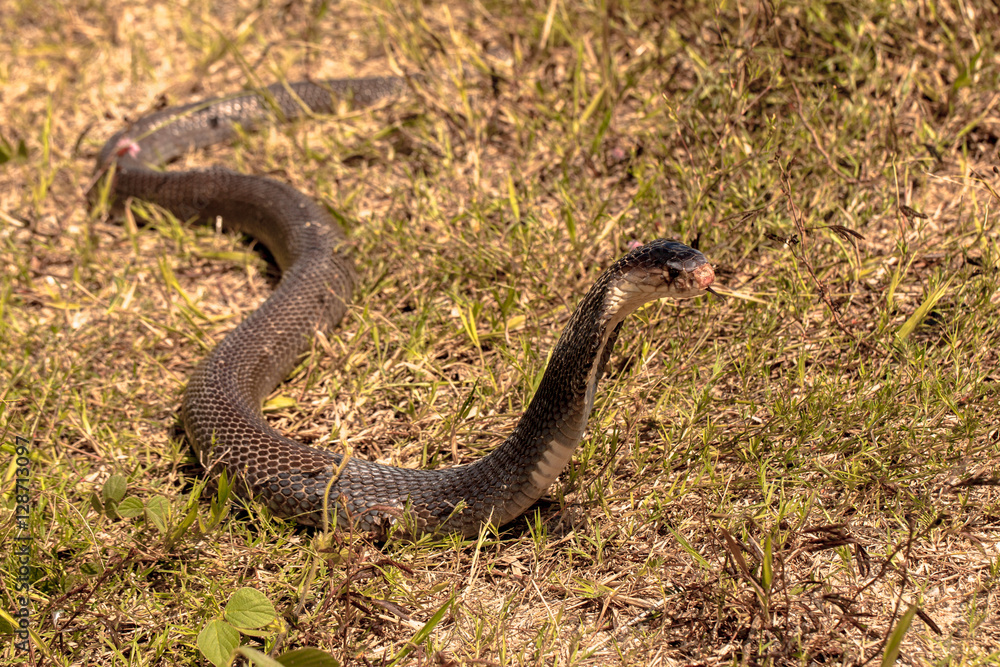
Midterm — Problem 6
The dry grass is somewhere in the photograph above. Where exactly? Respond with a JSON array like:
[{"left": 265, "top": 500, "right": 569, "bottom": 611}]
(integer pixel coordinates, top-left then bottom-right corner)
[{"left": 2, "top": 0, "right": 1000, "bottom": 665}]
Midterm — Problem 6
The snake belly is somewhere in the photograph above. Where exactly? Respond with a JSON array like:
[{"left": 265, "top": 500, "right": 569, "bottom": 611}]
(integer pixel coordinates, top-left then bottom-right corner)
[{"left": 97, "top": 77, "right": 715, "bottom": 537}]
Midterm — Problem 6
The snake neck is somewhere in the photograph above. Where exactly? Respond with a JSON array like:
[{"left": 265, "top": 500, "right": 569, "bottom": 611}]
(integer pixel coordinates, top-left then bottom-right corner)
[{"left": 472, "top": 267, "right": 631, "bottom": 524}]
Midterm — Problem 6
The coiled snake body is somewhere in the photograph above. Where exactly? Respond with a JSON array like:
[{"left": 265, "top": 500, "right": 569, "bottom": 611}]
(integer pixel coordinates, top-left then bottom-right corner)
[{"left": 98, "top": 76, "right": 715, "bottom": 537}]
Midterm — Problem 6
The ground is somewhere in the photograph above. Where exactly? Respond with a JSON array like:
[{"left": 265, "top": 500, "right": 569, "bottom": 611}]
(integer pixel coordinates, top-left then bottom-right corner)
[{"left": 1, "top": 0, "right": 999, "bottom": 665}]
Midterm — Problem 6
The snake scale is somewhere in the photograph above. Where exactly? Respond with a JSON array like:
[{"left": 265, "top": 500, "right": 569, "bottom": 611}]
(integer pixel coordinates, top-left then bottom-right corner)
[{"left": 97, "top": 74, "right": 715, "bottom": 537}]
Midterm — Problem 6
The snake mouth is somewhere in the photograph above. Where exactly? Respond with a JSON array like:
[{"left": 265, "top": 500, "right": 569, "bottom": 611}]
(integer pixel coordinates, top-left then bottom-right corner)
[
  {"left": 691, "top": 262, "right": 715, "bottom": 291},
  {"left": 662, "top": 259, "right": 714, "bottom": 298}
]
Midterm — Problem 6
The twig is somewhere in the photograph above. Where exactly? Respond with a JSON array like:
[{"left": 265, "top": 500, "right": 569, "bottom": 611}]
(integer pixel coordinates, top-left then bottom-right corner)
[{"left": 775, "top": 158, "right": 878, "bottom": 351}]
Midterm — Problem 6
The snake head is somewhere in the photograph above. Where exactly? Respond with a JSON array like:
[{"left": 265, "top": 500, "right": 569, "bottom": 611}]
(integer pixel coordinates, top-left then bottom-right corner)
[
  {"left": 635, "top": 239, "right": 715, "bottom": 298},
  {"left": 601, "top": 239, "right": 715, "bottom": 328}
]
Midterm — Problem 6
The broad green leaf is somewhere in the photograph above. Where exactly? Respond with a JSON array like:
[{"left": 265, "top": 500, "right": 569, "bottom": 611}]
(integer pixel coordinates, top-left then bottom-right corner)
[
  {"left": 276, "top": 647, "right": 341, "bottom": 667},
  {"left": 198, "top": 619, "right": 240, "bottom": 667},
  {"left": 225, "top": 588, "right": 276, "bottom": 630},
  {"left": 90, "top": 491, "right": 104, "bottom": 515},
  {"left": 103, "top": 475, "right": 127, "bottom": 504},
  {"left": 238, "top": 647, "right": 342, "bottom": 667},
  {"left": 117, "top": 497, "right": 145, "bottom": 518},
  {"left": 145, "top": 496, "right": 170, "bottom": 532}
]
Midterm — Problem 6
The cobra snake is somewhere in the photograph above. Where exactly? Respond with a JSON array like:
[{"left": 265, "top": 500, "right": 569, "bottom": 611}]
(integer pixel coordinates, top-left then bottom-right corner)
[{"left": 96, "top": 75, "right": 716, "bottom": 537}]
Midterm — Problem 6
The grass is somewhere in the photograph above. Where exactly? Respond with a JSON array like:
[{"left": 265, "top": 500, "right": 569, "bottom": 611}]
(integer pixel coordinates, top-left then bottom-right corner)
[{"left": 1, "top": 0, "right": 999, "bottom": 664}]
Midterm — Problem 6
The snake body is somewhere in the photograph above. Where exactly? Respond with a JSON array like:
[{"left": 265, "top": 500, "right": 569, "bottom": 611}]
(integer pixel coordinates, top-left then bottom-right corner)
[{"left": 98, "top": 77, "right": 714, "bottom": 537}]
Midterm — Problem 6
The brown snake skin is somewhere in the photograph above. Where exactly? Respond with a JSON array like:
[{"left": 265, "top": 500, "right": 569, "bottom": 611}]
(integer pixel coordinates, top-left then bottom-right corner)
[{"left": 97, "top": 76, "right": 715, "bottom": 537}]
